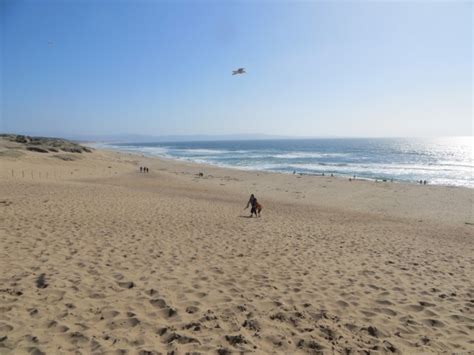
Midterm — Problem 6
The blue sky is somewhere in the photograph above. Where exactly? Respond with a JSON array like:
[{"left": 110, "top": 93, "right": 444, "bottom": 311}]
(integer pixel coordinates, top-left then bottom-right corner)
[{"left": 1, "top": 0, "right": 472, "bottom": 138}]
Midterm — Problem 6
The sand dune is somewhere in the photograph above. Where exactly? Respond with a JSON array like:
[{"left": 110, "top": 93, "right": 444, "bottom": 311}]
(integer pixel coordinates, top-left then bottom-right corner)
[{"left": 0, "top": 148, "right": 473, "bottom": 353}]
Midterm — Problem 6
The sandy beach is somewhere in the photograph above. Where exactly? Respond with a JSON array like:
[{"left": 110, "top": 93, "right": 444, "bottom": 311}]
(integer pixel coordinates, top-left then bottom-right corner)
[{"left": 0, "top": 143, "right": 473, "bottom": 354}]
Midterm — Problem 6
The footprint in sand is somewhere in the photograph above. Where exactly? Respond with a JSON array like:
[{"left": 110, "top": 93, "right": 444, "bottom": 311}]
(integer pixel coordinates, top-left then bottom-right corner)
[
  {"left": 336, "top": 300, "right": 349, "bottom": 308},
  {"left": 106, "top": 318, "right": 140, "bottom": 330},
  {"left": 185, "top": 305, "right": 200, "bottom": 314},
  {"left": 149, "top": 298, "right": 177, "bottom": 318},
  {"left": 225, "top": 334, "right": 247, "bottom": 346},
  {"left": 422, "top": 318, "right": 445, "bottom": 328},
  {"left": 47, "top": 321, "right": 69, "bottom": 333},
  {"left": 65, "top": 332, "right": 89, "bottom": 346},
  {"left": 28, "top": 308, "right": 39, "bottom": 317},
  {"left": 162, "top": 331, "right": 200, "bottom": 345},
  {"left": 149, "top": 298, "right": 168, "bottom": 308},
  {"left": 380, "top": 308, "right": 397, "bottom": 316},
  {"left": 419, "top": 301, "right": 436, "bottom": 307},
  {"left": 0, "top": 323, "right": 13, "bottom": 333},
  {"left": 117, "top": 281, "right": 135, "bottom": 289},
  {"left": 101, "top": 310, "right": 120, "bottom": 319},
  {"left": 405, "top": 304, "right": 424, "bottom": 312},
  {"left": 26, "top": 347, "right": 44, "bottom": 355},
  {"left": 376, "top": 299, "right": 394, "bottom": 306},
  {"left": 113, "top": 273, "right": 125, "bottom": 281},
  {"left": 146, "top": 288, "right": 159, "bottom": 296}
]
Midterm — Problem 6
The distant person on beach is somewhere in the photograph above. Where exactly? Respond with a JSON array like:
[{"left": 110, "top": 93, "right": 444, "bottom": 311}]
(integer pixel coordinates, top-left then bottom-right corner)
[
  {"left": 244, "top": 194, "right": 260, "bottom": 217},
  {"left": 140, "top": 167, "right": 143, "bottom": 173}
]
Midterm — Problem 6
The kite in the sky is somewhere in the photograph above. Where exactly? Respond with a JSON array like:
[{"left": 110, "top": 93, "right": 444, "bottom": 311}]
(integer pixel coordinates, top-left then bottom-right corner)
[{"left": 232, "top": 68, "right": 246, "bottom": 75}]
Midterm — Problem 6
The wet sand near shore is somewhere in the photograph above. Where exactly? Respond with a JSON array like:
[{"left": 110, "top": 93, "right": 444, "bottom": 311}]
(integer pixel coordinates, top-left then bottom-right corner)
[{"left": 0, "top": 148, "right": 473, "bottom": 354}]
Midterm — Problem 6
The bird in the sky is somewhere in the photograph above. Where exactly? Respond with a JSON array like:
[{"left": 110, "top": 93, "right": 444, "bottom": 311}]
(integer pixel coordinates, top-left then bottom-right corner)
[{"left": 232, "top": 68, "right": 246, "bottom": 75}]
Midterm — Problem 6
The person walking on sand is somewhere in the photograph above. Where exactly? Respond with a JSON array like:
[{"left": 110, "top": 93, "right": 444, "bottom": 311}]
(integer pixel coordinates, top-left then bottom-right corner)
[{"left": 244, "top": 194, "right": 258, "bottom": 217}]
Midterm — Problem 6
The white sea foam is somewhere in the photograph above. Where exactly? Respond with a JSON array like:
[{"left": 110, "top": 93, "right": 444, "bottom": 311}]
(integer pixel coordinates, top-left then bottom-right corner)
[
  {"left": 273, "top": 152, "right": 348, "bottom": 159},
  {"left": 172, "top": 148, "right": 230, "bottom": 155}
]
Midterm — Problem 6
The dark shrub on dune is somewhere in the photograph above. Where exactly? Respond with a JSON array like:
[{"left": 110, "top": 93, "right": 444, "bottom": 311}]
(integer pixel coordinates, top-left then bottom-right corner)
[
  {"left": 26, "top": 146, "right": 49, "bottom": 153},
  {"left": 0, "top": 134, "right": 93, "bottom": 154}
]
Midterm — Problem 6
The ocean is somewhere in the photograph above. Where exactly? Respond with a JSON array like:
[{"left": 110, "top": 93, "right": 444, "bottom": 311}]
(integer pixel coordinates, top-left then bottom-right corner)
[{"left": 98, "top": 137, "right": 473, "bottom": 188}]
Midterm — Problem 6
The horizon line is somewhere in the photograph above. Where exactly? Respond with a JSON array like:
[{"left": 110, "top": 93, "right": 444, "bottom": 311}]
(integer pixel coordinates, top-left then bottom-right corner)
[{"left": 2, "top": 131, "right": 472, "bottom": 143}]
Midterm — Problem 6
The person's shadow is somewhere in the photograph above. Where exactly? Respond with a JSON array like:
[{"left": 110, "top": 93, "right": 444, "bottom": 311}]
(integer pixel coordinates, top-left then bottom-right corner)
[{"left": 238, "top": 215, "right": 253, "bottom": 218}]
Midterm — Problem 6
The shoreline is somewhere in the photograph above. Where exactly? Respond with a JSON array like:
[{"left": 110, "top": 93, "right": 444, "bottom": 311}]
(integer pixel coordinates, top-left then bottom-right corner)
[
  {"left": 89, "top": 143, "right": 473, "bottom": 190},
  {"left": 90, "top": 143, "right": 474, "bottom": 190}
]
